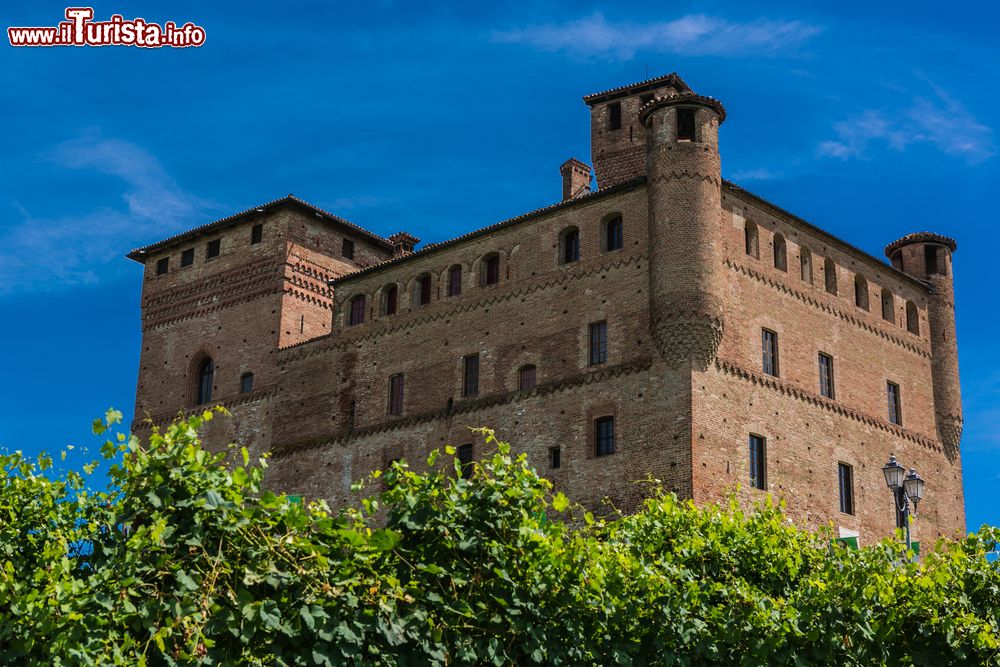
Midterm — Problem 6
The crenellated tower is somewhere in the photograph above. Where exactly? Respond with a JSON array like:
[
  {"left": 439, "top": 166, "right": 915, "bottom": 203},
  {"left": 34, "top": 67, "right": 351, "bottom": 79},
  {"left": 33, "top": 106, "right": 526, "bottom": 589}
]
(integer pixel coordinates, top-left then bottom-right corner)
[{"left": 886, "top": 233, "right": 962, "bottom": 456}]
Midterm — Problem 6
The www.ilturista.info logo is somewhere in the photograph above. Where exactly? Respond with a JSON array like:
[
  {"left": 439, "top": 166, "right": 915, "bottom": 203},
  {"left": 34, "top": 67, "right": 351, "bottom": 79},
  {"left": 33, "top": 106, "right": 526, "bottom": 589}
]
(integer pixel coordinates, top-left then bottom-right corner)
[{"left": 8, "top": 8, "right": 206, "bottom": 48}]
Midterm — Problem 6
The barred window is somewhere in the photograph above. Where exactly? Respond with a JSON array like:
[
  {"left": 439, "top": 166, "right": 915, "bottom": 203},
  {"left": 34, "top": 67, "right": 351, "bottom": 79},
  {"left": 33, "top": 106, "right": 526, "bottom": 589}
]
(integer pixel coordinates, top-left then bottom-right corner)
[
  {"left": 818, "top": 353, "right": 835, "bottom": 399},
  {"left": 463, "top": 354, "right": 480, "bottom": 398},
  {"left": 595, "top": 416, "right": 615, "bottom": 457},
  {"left": 388, "top": 374, "right": 404, "bottom": 416},
  {"left": 749, "top": 435, "right": 766, "bottom": 490},
  {"left": 348, "top": 295, "right": 366, "bottom": 326},
  {"left": 761, "top": 329, "right": 779, "bottom": 377},
  {"left": 458, "top": 444, "right": 474, "bottom": 479},
  {"left": 518, "top": 364, "right": 536, "bottom": 391},
  {"left": 589, "top": 321, "right": 608, "bottom": 366}
]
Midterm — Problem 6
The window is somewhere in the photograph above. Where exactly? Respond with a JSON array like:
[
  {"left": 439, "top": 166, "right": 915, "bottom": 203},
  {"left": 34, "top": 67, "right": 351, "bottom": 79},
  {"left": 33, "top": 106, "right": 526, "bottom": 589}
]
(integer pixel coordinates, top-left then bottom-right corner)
[
  {"left": 887, "top": 382, "right": 902, "bottom": 426},
  {"left": 462, "top": 354, "right": 479, "bottom": 397},
  {"left": 483, "top": 254, "right": 500, "bottom": 286},
  {"left": 251, "top": 223, "right": 263, "bottom": 244},
  {"left": 854, "top": 275, "right": 869, "bottom": 310},
  {"left": 906, "top": 301, "right": 919, "bottom": 335},
  {"left": 458, "top": 444, "right": 474, "bottom": 479},
  {"left": 744, "top": 220, "right": 759, "bottom": 259},
  {"left": 881, "top": 288, "right": 895, "bottom": 323},
  {"left": 240, "top": 372, "right": 254, "bottom": 394},
  {"left": 605, "top": 215, "right": 623, "bottom": 252},
  {"left": 181, "top": 248, "right": 195, "bottom": 267},
  {"left": 749, "top": 435, "right": 766, "bottom": 490},
  {"left": 561, "top": 228, "right": 580, "bottom": 264},
  {"left": 589, "top": 321, "right": 608, "bottom": 366},
  {"left": 196, "top": 357, "right": 214, "bottom": 405},
  {"left": 348, "top": 295, "right": 366, "bottom": 326},
  {"left": 800, "top": 248, "right": 813, "bottom": 284},
  {"left": 549, "top": 447, "right": 561, "bottom": 469},
  {"left": 838, "top": 462, "right": 855, "bottom": 515},
  {"left": 608, "top": 102, "right": 622, "bottom": 131},
  {"left": 206, "top": 239, "right": 221, "bottom": 260},
  {"left": 383, "top": 284, "right": 398, "bottom": 315},
  {"left": 518, "top": 364, "right": 537, "bottom": 390},
  {"left": 890, "top": 251, "right": 903, "bottom": 271},
  {"left": 388, "top": 373, "right": 404, "bottom": 416},
  {"left": 447, "top": 265, "right": 462, "bottom": 296},
  {"left": 342, "top": 239, "right": 354, "bottom": 260},
  {"left": 155, "top": 257, "right": 169, "bottom": 275},
  {"left": 595, "top": 416, "right": 615, "bottom": 457},
  {"left": 761, "top": 329, "right": 779, "bottom": 377},
  {"left": 924, "top": 245, "right": 940, "bottom": 275},
  {"left": 677, "top": 108, "right": 696, "bottom": 141},
  {"left": 773, "top": 234, "right": 787, "bottom": 271},
  {"left": 418, "top": 275, "right": 432, "bottom": 306},
  {"left": 824, "top": 258, "right": 838, "bottom": 295},
  {"left": 818, "top": 353, "right": 835, "bottom": 399}
]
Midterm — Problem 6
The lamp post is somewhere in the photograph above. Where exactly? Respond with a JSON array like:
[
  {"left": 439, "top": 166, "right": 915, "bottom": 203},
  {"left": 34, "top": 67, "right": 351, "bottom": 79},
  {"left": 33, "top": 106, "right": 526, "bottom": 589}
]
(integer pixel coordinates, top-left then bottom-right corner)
[{"left": 882, "top": 454, "right": 925, "bottom": 557}]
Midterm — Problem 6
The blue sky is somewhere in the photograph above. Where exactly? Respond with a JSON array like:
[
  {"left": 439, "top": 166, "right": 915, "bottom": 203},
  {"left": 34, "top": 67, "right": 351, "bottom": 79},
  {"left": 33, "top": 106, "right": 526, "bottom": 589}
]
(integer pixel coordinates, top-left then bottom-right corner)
[{"left": 1, "top": 1, "right": 997, "bottom": 530}]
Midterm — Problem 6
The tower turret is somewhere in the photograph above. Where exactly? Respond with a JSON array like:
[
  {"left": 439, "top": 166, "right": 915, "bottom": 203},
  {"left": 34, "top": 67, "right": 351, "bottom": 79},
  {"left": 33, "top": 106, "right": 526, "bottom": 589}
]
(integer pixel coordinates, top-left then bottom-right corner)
[
  {"left": 885, "top": 232, "right": 962, "bottom": 455},
  {"left": 640, "top": 87, "right": 727, "bottom": 369}
]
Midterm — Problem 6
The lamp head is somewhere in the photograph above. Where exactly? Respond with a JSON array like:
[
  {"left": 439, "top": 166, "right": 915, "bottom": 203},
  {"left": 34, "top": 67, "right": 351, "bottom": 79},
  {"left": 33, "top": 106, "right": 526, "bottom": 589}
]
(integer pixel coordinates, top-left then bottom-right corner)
[
  {"left": 903, "top": 468, "right": 925, "bottom": 507},
  {"left": 883, "top": 454, "right": 905, "bottom": 490}
]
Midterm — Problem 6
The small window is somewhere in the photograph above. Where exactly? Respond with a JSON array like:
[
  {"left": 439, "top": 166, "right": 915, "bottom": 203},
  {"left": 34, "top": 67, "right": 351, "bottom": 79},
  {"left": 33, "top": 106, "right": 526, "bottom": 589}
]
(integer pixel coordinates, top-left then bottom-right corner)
[
  {"left": 251, "top": 223, "right": 263, "bottom": 244},
  {"left": 181, "top": 248, "right": 195, "bottom": 267},
  {"left": 744, "top": 220, "right": 759, "bottom": 259},
  {"left": 773, "top": 234, "right": 787, "bottom": 272},
  {"left": 595, "top": 416, "right": 615, "bottom": 457},
  {"left": 418, "top": 275, "right": 432, "bottom": 306},
  {"left": 824, "top": 258, "right": 838, "bottom": 295},
  {"left": 800, "top": 248, "right": 813, "bottom": 284},
  {"left": 924, "top": 245, "right": 940, "bottom": 275},
  {"left": 240, "top": 372, "right": 254, "bottom": 394},
  {"left": 818, "top": 353, "right": 835, "bottom": 399},
  {"left": 462, "top": 354, "right": 480, "bottom": 398},
  {"left": 549, "top": 446, "right": 561, "bottom": 469},
  {"left": 388, "top": 373, "right": 404, "bottom": 416},
  {"left": 749, "top": 435, "right": 766, "bottom": 490},
  {"left": 348, "top": 295, "right": 366, "bottom": 326},
  {"left": 887, "top": 382, "right": 902, "bottom": 426},
  {"left": 608, "top": 102, "right": 622, "bottom": 131},
  {"left": 761, "top": 329, "right": 779, "bottom": 377},
  {"left": 342, "top": 239, "right": 355, "bottom": 260},
  {"left": 605, "top": 216, "right": 623, "bottom": 252},
  {"left": 383, "top": 284, "right": 398, "bottom": 315},
  {"left": 483, "top": 255, "right": 500, "bottom": 286},
  {"left": 561, "top": 228, "right": 580, "bottom": 264},
  {"left": 881, "top": 288, "right": 895, "bottom": 323},
  {"left": 206, "top": 239, "right": 221, "bottom": 260},
  {"left": 589, "top": 321, "right": 608, "bottom": 366},
  {"left": 518, "top": 364, "right": 537, "bottom": 391},
  {"left": 155, "top": 257, "right": 169, "bottom": 275},
  {"left": 457, "top": 444, "right": 474, "bottom": 479},
  {"left": 838, "top": 462, "right": 855, "bottom": 515},
  {"left": 890, "top": 251, "right": 904, "bottom": 271},
  {"left": 906, "top": 301, "right": 919, "bottom": 335},
  {"left": 447, "top": 265, "right": 462, "bottom": 297},
  {"left": 196, "top": 357, "right": 214, "bottom": 405},
  {"left": 854, "top": 275, "right": 869, "bottom": 310},
  {"left": 677, "top": 108, "right": 696, "bottom": 141}
]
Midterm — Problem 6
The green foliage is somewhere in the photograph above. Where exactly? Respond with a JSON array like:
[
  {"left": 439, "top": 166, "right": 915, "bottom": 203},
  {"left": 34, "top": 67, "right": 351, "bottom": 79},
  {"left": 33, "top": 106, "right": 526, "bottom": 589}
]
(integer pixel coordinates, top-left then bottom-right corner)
[{"left": 0, "top": 412, "right": 998, "bottom": 665}]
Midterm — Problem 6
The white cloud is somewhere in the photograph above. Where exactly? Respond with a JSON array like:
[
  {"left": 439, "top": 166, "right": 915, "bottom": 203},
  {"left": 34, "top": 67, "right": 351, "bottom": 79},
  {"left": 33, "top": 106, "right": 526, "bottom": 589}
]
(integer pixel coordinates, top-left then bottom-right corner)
[
  {"left": 491, "top": 13, "right": 821, "bottom": 61},
  {"left": 730, "top": 167, "right": 782, "bottom": 182}
]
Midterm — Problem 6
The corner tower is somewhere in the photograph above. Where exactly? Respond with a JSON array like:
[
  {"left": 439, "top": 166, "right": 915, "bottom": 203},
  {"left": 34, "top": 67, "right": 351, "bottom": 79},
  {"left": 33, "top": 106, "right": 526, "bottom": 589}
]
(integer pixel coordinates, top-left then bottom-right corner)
[{"left": 886, "top": 233, "right": 962, "bottom": 456}]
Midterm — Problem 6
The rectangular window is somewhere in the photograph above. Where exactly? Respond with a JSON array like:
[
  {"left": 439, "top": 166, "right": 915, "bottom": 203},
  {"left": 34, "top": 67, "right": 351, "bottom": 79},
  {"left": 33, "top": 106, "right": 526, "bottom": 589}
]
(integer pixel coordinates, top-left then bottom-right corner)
[
  {"left": 677, "top": 108, "right": 696, "bottom": 141},
  {"left": 887, "top": 381, "right": 902, "bottom": 426},
  {"left": 838, "top": 462, "right": 855, "bottom": 515},
  {"left": 181, "top": 248, "right": 195, "bottom": 267},
  {"left": 448, "top": 266, "right": 462, "bottom": 296},
  {"left": 342, "top": 239, "right": 355, "bottom": 260},
  {"left": 595, "top": 416, "right": 615, "bottom": 457},
  {"left": 240, "top": 373, "right": 254, "bottom": 394},
  {"left": 606, "top": 216, "right": 623, "bottom": 252},
  {"left": 251, "top": 223, "right": 263, "bottom": 244},
  {"left": 485, "top": 256, "right": 500, "bottom": 286},
  {"left": 458, "top": 443, "right": 473, "bottom": 479},
  {"left": 384, "top": 285, "right": 397, "bottom": 315},
  {"left": 419, "top": 275, "right": 432, "bottom": 305},
  {"left": 155, "top": 257, "right": 169, "bottom": 275},
  {"left": 388, "top": 374, "right": 404, "bottom": 416},
  {"left": 348, "top": 296, "right": 366, "bottom": 326},
  {"left": 206, "top": 239, "right": 221, "bottom": 260},
  {"left": 518, "top": 365, "right": 536, "bottom": 391},
  {"left": 549, "top": 446, "right": 561, "bottom": 469},
  {"left": 749, "top": 434, "right": 766, "bottom": 490},
  {"left": 608, "top": 102, "right": 622, "bottom": 131},
  {"left": 589, "top": 321, "right": 608, "bottom": 366},
  {"left": 462, "top": 354, "right": 480, "bottom": 398},
  {"left": 925, "top": 245, "right": 939, "bottom": 275},
  {"left": 818, "top": 353, "right": 835, "bottom": 399},
  {"left": 761, "top": 329, "right": 779, "bottom": 377}
]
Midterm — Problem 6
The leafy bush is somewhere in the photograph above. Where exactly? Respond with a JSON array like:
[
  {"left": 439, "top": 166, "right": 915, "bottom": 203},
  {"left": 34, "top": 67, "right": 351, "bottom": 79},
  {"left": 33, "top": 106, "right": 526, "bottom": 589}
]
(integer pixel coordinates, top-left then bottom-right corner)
[{"left": 0, "top": 409, "right": 997, "bottom": 665}]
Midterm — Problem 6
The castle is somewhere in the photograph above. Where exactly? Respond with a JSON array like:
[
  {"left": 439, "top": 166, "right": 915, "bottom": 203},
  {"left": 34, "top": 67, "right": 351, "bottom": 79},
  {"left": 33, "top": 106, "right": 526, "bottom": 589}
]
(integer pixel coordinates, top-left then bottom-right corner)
[{"left": 128, "top": 74, "right": 965, "bottom": 544}]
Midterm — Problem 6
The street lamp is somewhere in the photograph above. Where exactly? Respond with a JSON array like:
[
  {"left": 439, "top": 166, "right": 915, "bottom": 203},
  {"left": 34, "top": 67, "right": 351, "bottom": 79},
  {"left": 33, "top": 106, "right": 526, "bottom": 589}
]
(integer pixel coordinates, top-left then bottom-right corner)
[{"left": 882, "top": 454, "right": 925, "bottom": 557}]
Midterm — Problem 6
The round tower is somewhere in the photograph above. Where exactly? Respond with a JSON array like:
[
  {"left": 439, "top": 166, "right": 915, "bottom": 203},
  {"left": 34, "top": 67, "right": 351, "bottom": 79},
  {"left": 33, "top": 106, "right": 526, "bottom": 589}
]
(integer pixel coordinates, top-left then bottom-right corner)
[
  {"left": 640, "top": 90, "right": 726, "bottom": 370},
  {"left": 885, "top": 232, "right": 962, "bottom": 454}
]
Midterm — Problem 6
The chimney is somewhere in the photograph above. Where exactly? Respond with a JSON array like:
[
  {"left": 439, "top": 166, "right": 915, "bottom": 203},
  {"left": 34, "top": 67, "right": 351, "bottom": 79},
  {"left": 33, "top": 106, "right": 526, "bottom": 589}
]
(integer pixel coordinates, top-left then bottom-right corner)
[
  {"left": 389, "top": 232, "right": 419, "bottom": 258},
  {"left": 560, "top": 158, "right": 592, "bottom": 201}
]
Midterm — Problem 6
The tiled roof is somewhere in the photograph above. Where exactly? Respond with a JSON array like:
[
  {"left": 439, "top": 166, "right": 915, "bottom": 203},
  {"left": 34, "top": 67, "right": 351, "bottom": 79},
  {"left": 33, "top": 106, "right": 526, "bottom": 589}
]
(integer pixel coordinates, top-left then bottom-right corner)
[
  {"left": 582, "top": 72, "right": 691, "bottom": 105},
  {"left": 885, "top": 232, "right": 957, "bottom": 257},
  {"left": 638, "top": 91, "right": 727, "bottom": 123},
  {"left": 125, "top": 194, "right": 393, "bottom": 262}
]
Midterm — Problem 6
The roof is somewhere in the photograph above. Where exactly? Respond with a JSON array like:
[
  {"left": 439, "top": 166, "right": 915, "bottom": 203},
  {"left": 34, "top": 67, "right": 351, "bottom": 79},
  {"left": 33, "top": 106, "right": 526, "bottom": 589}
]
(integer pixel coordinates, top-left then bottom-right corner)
[
  {"left": 885, "top": 232, "right": 958, "bottom": 257},
  {"left": 638, "top": 91, "right": 727, "bottom": 124},
  {"left": 582, "top": 72, "right": 692, "bottom": 105},
  {"left": 125, "top": 194, "right": 394, "bottom": 262}
]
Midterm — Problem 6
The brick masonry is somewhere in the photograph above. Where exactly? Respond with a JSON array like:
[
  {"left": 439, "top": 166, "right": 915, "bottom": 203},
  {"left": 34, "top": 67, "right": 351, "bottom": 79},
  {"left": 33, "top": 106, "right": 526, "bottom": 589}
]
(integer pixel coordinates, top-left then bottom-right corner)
[{"left": 129, "top": 74, "right": 965, "bottom": 545}]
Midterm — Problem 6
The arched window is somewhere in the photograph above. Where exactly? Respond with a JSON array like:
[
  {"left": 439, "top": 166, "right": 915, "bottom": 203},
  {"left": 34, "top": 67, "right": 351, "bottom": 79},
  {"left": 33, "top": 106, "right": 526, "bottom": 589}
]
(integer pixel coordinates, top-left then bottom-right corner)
[
  {"left": 348, "top": 294, "right": 366, "bottom": 326},
  {"left": 447, "top": 265, "right": 462, "bottom": 297},
  {"left": 773, "top": 234, "right": 787, "bottom": 271},
  {"left": 881, "top": 287, "right": 895, "bottom": 323},
  {"left": 605, "top": 215, "right": 623, "bottom": 252},
  {"left": 560, "top": 227, "right": 580, "bottom": 264},
  {"left": 518, "top": 364, "right": 537, "bottom": 390},
  {"left": 481, "top": 254, "right": 500, "bottom": 286},
  {"left": 240, "top": 372, "right": 254, "bottom": 394},
  {"left": 824, "top": 258, "right": 838, "bottom": 295},
  {"left": 196, "top": 357, "right": 214, "bottom": 405},
  {"left": 906, "top": 301, "right": 919, "bottom": 334},
  {"left": 382, "top": 284, "right": 398, "bottom": 315},
  {"left": 854, "top": 275, "right": 869, "bottom": 310},
  {"left": 744, "top": 220, "right": 759, "bottom": 259},
  {"left": 800, "top": 248, "right": 813, "bottom": 284},
  {"left": 415, "top": 274, "right": 432, "bottom": 305}
]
